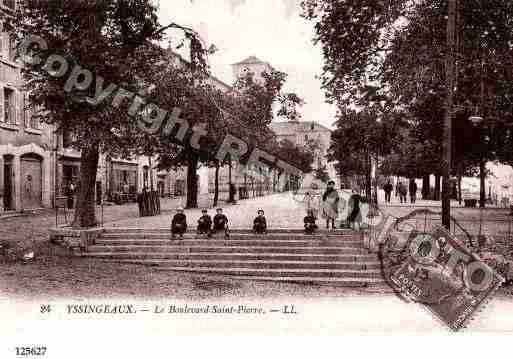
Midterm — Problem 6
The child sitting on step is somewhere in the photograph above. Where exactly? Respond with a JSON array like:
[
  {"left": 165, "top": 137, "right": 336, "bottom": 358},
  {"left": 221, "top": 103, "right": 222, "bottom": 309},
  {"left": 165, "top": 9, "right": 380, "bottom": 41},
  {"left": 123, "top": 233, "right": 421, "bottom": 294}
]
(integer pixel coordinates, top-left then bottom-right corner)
[
  {"left": 304, "top": 209, "right": 318, "bottom": 234},
  {"left": 213, "top": 208, "right": 229, "bottom": 237},
  {"left": 197, "top": 209, "right": 212, "bottom": 237},
  {"left": 253, "top": 209, "right": 267, "bottom": 234},
  {"left": 171, "top": 207, "right": 187, "bottom": 239}
]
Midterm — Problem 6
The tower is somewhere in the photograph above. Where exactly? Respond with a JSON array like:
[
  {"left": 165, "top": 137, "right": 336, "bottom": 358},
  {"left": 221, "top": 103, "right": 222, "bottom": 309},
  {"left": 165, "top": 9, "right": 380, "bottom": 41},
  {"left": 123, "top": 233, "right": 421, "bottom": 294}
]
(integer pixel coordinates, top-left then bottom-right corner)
[{"left": 231, "top": 56, "right": 273, "bottom": 84}]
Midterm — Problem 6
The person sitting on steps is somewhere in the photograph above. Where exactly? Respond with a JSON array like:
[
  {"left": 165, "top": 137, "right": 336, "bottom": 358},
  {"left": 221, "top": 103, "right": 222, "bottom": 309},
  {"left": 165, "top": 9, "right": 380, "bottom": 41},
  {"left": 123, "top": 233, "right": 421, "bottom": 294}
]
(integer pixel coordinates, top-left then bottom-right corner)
[
  {"left": 304, "top": 209, "right": 318, "bottom": 234},
  {"left": 213, "top": 208, "right": 229, "bottom": 237},
  {"left": 171, "top": 207, "right": 187, "bottom": 239},
  {"left": 197, "top": 209, "right": 212, "bottom": 237},
  {"left": 253, "top": 209, "right": 267, "bottom": 234}
]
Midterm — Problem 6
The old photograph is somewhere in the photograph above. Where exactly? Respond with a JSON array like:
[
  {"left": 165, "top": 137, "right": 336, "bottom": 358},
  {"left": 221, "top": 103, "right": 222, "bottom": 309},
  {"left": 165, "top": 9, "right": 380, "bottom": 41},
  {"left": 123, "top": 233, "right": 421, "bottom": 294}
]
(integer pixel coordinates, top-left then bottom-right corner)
[{"left": 2, "top": 0, "right": 513, "bottom": 355}]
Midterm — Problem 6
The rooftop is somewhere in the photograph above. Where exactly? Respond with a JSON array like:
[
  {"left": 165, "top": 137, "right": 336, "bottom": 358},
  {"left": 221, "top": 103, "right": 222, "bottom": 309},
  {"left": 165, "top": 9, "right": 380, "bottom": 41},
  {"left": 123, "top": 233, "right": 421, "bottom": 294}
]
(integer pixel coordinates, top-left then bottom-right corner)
[
  {"left": 270, "top": 121, "right": 331, "bottom": 136},
  {"left": 166, "top": 49, "right": 233, "bottom": 92},
  {"left": 231, "top": 55, "right": 267, "bottom": 66}
]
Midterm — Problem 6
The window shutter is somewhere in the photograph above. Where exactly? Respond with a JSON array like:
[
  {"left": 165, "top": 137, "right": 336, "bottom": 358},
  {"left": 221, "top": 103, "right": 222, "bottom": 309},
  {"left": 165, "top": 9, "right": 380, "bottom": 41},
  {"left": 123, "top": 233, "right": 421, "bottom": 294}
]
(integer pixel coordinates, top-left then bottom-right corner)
[
  {"left": 1, "top": 33, "right": 8, "bottom": 59},
  {"left": 0, "top": 86, "right": 3, "bottom": 123},
  {"left": 15, "top": 90, "right": 21, "bottom": 125},
  {"left": 21, "top": 91, "right": 28, "bottom": 127},
  {"left": 28, "top": 94, "right": 36, "bottom": 129}
]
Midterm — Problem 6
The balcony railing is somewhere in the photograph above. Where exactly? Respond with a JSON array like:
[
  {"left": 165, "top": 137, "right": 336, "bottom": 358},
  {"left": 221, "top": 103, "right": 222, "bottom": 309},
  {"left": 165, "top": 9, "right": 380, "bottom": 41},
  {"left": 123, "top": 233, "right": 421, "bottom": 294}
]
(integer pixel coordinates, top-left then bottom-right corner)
[{"left": 0, "top": 60, "right": 20, "bottom": 86}]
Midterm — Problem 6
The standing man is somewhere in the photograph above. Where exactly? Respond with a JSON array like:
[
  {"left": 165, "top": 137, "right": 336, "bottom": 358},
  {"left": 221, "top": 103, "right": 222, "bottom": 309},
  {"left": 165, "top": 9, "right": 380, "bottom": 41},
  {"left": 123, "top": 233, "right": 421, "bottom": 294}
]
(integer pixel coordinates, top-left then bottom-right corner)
[
  {"left": 228, "top": 183, "right": 237, "bottom": 204},
  {"left": 67, "top": 181, "right": 75, "bottom": 209},
  {"left": 409, "top": 179, "right": 418, "bottom": 204},
  {"left": 384, "top": 180, "right": 393, "bottom": 204},
  {"left": 398, "top": 182, "right": 407, "bottom": 204},
  {"left": 321, "top": 180, "right": 339, "bottom": 231}
]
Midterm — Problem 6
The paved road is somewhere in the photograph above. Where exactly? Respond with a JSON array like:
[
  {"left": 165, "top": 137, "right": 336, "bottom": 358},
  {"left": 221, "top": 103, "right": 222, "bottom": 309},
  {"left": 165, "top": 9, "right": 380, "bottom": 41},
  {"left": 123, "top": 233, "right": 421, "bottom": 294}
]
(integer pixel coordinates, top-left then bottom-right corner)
[
  {"left": 2, "top": 190, "right": 512, "bottom": 245},
  {"left": 107, "top": 191, "right": 513, "bottom": 236},
  {"left": 108, "top": 192, "right": 309, "bottom": 229}
]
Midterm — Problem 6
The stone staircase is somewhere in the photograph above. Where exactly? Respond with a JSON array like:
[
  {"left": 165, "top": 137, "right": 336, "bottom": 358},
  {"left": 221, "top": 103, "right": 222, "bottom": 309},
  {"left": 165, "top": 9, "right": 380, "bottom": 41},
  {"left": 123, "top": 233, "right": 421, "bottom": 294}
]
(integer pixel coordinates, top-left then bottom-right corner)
[{"left": 81, "top": 228, "right": 386, "bottom": 287}]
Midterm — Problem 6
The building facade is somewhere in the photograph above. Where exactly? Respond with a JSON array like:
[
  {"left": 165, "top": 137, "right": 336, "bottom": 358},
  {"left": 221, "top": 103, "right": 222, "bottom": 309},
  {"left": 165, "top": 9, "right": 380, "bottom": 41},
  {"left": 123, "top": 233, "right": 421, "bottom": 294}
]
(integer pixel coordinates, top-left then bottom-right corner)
[
  {"left": 269, "top": 120, "right": 337, "bottom": 185},
  {"left": 0, "top": 1, "right": 57, "bottom": 212}
]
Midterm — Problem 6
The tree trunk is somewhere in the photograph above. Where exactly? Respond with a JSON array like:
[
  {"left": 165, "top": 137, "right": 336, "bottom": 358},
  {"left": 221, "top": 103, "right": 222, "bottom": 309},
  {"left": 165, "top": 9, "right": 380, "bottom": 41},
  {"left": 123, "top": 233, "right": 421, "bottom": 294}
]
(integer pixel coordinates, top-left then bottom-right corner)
[
  {"left": 213, "top": 162, "right": 220, "bottom": 207},
  {"left": 479, "top": 158, "right": 486, "bottom": 208},
  {"left": 228, "top": 158, "right": 234, "bottom": 203},
  {"left": 186, "top": 153, "right": 199, "bottom": 208},
  {"left": 458, "top": 174, "right": 462, "bottom": 205},
  {"left": 434, "top": 174, "right": 441, "bottom": 201},
  {"left": 73, "top": 143, "right": 99, "bottom": 228},
  {"left": 365, "top": 154, "right": 372, "bottom": 201},
  {"left": 422, "top": 174, "right": 430, "bottom": 200},
  {"left": 148, "top": 155, "right": 154, "bottom": 191}
]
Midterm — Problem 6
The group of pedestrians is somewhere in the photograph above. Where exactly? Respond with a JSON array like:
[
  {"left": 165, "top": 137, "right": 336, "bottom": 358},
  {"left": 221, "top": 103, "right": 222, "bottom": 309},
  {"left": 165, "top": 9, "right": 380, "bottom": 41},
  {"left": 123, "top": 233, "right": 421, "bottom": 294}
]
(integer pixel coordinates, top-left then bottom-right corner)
[
  {"left": 307, "top": 180, "right": 364, "bottom": 231},
  {"left": 170, "top": 179, "right": 369, "bottom": 236},
  {"left": 170, "top": 207, "right": 270, "bottom": 238},
  {"left": 383, "top": 179, "right": 418, "bottom": 204}
]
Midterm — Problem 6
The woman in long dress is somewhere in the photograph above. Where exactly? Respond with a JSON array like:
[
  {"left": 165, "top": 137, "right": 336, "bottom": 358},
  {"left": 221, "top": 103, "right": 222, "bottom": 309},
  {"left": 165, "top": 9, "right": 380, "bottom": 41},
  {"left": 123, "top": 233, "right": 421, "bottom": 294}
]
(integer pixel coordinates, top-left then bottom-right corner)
[
  {"left": 321, "top": 180, "right": 339, "bottom": 230},
  {"left": 347, "top": 188, "right": 363, "bottom": 231}
]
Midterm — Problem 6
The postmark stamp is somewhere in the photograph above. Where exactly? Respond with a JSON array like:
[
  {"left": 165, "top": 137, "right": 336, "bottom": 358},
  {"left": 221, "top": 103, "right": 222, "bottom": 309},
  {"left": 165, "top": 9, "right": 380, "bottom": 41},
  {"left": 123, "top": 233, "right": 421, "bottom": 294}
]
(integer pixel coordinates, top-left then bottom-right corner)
[{"left": 380, "top": 220, "right": 504, "bottom": 331}]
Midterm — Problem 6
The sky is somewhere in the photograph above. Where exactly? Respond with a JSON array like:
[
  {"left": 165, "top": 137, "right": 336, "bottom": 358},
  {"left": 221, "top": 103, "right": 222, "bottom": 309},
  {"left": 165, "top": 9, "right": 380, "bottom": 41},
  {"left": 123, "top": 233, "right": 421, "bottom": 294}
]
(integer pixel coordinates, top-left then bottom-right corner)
[{"left": 157, "top": 0, "right": 338, "bottom": 129}]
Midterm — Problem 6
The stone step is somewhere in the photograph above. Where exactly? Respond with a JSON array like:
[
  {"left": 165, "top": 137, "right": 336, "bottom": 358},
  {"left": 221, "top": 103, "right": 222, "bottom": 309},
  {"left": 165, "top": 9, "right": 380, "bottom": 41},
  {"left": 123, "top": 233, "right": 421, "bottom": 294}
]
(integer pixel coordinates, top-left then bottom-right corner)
[
  {"left": 94, "top": 238, "right": 364, "bottom": 248},
  {"left": 229, "top": 276, "right": 385, "bottom": 287},
  {"left": 87, "top": 245, "right": 370, "bottom": 255},
  {"left": 99, "top": 233, "right": 362, "bottom": 241},
  {"left": 83, "top": 257, "right": 382, "bottom": 270},
  {"left": 103, "top": 227, "right": 356, "bottom": 235},
  {"left": 85, "top": 251, "right": 377, "bottom": 262},
  {"left": 152, "top": 266, "right": 384, "bottom": 279}
]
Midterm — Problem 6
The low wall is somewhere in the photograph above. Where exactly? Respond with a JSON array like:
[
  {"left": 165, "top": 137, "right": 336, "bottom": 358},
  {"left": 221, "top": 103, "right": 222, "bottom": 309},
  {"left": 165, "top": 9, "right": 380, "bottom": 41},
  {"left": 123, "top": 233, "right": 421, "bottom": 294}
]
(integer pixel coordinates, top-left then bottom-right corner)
[{"left": 49, "top": 226, "right": 105, "bottom": 254}]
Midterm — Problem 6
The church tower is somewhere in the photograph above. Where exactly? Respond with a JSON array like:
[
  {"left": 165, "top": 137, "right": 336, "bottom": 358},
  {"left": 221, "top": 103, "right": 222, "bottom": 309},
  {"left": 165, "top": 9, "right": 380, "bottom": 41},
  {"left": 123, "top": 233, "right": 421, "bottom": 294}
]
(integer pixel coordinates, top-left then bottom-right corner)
[{"left": 231, "top": 56, "right": 273, "bottom": 85}]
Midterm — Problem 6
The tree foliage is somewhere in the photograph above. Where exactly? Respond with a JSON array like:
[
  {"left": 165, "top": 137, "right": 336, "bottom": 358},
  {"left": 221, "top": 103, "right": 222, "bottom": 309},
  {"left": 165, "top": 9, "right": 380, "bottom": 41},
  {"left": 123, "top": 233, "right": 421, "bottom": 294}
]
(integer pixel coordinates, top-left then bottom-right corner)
[
  {"left": 12, "top": 0, "right": 209, "bottom": 226},
  {"left": 303, "top": 0, "right": 513, "bottom": 186}
]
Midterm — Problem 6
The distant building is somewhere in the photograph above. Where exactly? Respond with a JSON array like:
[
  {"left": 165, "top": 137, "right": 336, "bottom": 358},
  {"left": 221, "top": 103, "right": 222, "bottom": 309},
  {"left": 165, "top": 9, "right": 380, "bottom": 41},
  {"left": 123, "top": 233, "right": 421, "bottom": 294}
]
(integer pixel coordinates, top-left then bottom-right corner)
[
  {"left": 270, "top": 120, "right": 337, "bottom": 184},
  {"left": 231, "top": 56, "right": 273, "bottom": 84}
]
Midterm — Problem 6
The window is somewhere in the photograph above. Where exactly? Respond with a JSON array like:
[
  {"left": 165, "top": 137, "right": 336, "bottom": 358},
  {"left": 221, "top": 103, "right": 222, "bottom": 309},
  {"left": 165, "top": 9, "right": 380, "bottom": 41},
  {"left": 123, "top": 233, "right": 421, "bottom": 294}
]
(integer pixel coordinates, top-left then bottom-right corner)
[
  {"left": 2, "top": 0, "right": 16, "bottom": 10},
  {"left": 0, "top": 31, "right": 15, "bottom": 61},
  {"left": 143, "top": 166, "right": 149, "bottom": 188},
  {"left": 23, "top": 93, "right": 38, "bottom": 129},
  {"left": 62, "top": 129, "right": 74, "bottom": 148},
  {"left": 0, "top": 32, "right": 7, "bottom": 59},
  {"left": 3, "top": 87, "right": 15, "bottom": 124}
]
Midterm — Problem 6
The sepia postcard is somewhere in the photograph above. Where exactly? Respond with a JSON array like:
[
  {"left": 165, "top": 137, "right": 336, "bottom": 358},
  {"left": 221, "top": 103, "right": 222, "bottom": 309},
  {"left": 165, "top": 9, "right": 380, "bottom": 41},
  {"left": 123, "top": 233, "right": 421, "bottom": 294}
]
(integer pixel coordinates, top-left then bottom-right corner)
[{"left": 2, "top": 0, "right": 513, "bottom": 357}]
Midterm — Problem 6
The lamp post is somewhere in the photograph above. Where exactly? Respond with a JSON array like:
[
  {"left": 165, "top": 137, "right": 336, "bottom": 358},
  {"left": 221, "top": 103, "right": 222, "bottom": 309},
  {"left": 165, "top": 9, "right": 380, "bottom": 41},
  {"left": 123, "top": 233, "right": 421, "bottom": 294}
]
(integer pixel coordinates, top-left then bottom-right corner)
[{"left": 442, "top": 0, "right": 457, "bottom": 229}]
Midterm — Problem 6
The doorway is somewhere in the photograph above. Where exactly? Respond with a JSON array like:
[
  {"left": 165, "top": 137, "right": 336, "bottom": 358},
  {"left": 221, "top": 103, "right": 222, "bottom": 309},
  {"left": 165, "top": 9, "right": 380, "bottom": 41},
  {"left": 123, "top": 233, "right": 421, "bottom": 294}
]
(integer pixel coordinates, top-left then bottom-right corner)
[
  {"left": 21, "top": 154, "right": 43, "bottom": 210},
  {"left": 3, "top": 155, "right": 13, "bottom": 210}
]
